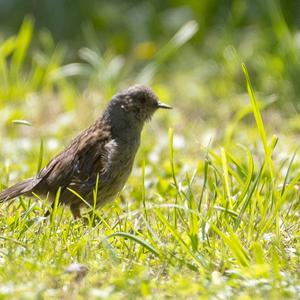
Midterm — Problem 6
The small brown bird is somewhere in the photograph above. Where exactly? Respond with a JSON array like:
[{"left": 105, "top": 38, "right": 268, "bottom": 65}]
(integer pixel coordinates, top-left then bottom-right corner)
[{"left": 0, "top": 85, "right": 171, "bottom": 218}]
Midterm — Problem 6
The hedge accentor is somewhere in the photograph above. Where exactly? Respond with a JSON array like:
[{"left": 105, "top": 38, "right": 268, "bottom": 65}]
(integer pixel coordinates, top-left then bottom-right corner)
[{"left": 0, "top": 85, "right": 171, "bottom": 218}]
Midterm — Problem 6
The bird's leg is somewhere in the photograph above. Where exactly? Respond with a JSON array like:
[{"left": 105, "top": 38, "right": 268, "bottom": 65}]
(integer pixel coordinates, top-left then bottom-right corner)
[{"left": 70, "top": 204, "right": 81, "bottom": 219}]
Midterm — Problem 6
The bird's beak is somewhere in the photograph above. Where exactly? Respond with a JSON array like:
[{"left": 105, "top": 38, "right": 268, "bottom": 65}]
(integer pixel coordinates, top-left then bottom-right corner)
[{"left": 157, "top": 101, "right": 172, "bottom": 109}]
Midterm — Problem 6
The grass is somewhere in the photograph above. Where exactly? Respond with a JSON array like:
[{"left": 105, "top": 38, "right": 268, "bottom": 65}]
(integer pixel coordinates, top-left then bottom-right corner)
[{"left": 0, "top": 18, "right": 300, "bottom": 300}]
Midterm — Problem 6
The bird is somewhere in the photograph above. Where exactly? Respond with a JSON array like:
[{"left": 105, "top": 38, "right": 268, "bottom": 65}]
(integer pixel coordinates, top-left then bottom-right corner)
[{"left": 0, "top": 85, "right": 172, "bottom": 218}]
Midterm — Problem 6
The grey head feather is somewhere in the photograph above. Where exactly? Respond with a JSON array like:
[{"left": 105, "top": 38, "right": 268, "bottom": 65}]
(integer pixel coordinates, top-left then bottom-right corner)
[{"left": 102, "top": 85, "right": 162, "bottom": 140}]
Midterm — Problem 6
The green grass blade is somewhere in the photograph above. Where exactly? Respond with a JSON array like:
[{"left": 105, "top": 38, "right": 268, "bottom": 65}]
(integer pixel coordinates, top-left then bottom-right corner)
[
  {"left": 155, "top": 208, "right": 207, "bottom": 269},
  {"left": 234, "top": 145, "right": 254, "bottom": 209},
  {"left": 36, "top": 138, "right": 44, "bottom": 173},
  {"left": 11, "top": 17, "right": 34, "bottom": 77},
  {"left": 211, "top": 223, "right": 250, "bottom": 267},
  {"left": 221, "top": 147, "right": 232, "bottom": 208},
  {"left": 281, "top": 145, "right": 300, "bottom": 196},
  {"left": 234, "top": 163, "right": 264, "bottom": 230},
  {"left": 242, "top": 63, "right": 274, "bottom": 178},
  {"left": 106, "top": 232, "right": 160, "bottom": 257}
]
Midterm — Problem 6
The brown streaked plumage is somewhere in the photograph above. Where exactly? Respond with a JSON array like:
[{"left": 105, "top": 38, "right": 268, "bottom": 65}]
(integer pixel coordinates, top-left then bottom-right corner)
[{"left": 0, "top": 85, "right": 172, "bottom": 218}]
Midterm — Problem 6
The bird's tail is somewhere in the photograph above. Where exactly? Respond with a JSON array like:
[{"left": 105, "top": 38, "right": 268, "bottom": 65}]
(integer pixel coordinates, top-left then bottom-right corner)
[{"left": 0, "top": 178, "right": 36, "bottom": 203}]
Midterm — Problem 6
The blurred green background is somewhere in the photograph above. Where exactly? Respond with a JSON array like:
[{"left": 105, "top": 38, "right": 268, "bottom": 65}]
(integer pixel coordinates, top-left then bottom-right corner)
[
  {"left": 1, "top": 0, "right": 300, "bottom": 181},
  {"left": 0, "top": 0, "right": 300, "bottom": 105},
  {"left": 0, "top": 0, "right": 300, "bottom": 158},
  {"left": 1, "top": 0, "right": 300, "bottom": 108}
]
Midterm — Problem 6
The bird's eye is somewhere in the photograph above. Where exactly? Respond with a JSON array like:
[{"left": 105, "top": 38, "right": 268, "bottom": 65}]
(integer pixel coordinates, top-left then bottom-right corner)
[{"left": 140, "top": 96, "right": 146, "bottom": 104}]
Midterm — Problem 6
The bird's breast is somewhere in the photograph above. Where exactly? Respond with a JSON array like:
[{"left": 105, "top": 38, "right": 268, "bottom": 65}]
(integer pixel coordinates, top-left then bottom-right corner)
[
  {"left": 93, "top": 137, "right": 140, "bottom": 206},
  {"left": 101, "top": 137, "right": 140, "bottom": 186}
]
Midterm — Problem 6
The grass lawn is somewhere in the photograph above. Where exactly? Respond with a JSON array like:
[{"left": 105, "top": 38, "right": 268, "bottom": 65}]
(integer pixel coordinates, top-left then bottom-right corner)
[{"left": 0, "top": 17, "right": 299, "bottom": 300}]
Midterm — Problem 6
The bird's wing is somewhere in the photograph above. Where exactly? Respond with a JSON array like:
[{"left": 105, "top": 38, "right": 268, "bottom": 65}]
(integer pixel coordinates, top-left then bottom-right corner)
[{"left": 35, "top": 123, "right": 112, "bottom": 196}]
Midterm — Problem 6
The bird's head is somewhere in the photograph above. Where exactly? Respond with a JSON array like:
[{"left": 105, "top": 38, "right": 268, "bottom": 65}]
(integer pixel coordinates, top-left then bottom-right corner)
[{"left": 109, "top": 85, "right": 172, "bottom": 123}]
